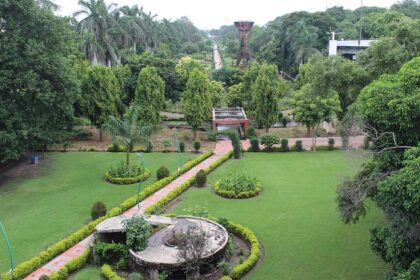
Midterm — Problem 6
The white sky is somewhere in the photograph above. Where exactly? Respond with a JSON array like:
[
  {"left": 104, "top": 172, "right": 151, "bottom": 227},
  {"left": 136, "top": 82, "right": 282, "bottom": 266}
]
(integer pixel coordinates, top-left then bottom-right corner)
[{"left": 55, "top": 0, "right": 398, "bottom": 30}]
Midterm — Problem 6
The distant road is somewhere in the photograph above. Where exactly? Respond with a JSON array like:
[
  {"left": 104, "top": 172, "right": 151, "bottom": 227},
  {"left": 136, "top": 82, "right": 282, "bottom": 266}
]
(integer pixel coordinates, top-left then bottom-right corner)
[{"left": 213, "top": 44, "right": 223, "bottom": 70}]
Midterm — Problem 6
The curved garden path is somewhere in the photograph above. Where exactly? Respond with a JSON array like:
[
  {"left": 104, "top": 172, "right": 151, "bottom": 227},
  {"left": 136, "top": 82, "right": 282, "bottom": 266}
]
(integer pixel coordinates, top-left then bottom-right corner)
[
  {"left": 213, "top": 44, "right": 223, "bottom": 70},
  {"left": 24, "top": 142, "right": 232, "bottom": 279}
]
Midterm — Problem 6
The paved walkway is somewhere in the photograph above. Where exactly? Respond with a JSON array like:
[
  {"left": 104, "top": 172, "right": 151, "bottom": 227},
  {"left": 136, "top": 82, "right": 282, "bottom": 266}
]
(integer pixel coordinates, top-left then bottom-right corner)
[
  {"left": 213, "top": 44, "right": 223, "bottom": 70},
  {"left": 24, "top": 144, "right": 231, "bottom": 279}
]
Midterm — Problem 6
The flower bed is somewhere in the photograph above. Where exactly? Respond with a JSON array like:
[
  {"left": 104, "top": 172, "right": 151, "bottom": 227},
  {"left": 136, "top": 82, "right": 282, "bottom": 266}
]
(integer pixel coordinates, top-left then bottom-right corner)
[
  {"left": 105, "top": 161, "right": 151, "bottom": 185},
  {"left": 213, "top": 172, "right": 262, "bottom": 199},
  {"left": 105, "top": 169, "right": 151, "bottom": 185}
]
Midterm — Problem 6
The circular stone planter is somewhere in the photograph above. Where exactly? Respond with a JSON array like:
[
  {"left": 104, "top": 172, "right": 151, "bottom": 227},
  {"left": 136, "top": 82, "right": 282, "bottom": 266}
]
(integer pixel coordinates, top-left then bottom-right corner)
[
  {"left": 213, "top": 181, "right": 262, "bottom": 199},
  {"left": 104, "top": 169, "right": 151, "bottom": 185}
]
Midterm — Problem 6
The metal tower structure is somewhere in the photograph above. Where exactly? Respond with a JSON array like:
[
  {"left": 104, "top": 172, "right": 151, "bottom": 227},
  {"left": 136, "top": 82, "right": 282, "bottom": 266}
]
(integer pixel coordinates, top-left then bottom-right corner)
[{"left": 234, "top": 21, "right": 254, "bottom": 66}]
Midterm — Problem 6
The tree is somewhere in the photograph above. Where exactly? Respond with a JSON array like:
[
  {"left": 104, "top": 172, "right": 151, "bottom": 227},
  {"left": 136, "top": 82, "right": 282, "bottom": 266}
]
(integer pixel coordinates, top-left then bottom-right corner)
[
  {"left": 135, "top": 66, "right": 165, "bottom": 126},
  {"left": 183, "top": 69, "right": 212, "bottom": 140},
  {"left": 123, "top": 216, "right": 152, "bottom": 251},
  {"left": 78, "top": 65, "right": 120, "bottom": 140},
  {"left": 0, "top": 0, "right": 79, "bottom": 163},
  {"left": 175, "top": 56, "right": 205, "bottom": 84},
  {"left": 209, "top": 80, "right": 224, "bottom": 108},
  {"left": 226, "top": 83, "right": 244, "bottom": 107},
  {"left": 175, "top": 227, "right": 209, "bottom": 280},
  {"left": 252, "top": 63, "right": 284, "bottom": 132},
  {"left": 102, "top": 106, "right": 156, "bottom": 167}
]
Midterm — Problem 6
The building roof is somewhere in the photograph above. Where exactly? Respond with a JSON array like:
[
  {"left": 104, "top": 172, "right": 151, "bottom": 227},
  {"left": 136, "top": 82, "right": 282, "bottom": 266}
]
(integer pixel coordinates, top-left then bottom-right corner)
[{"left": 212, "top": 107, "right": 247, "bottom": 121}]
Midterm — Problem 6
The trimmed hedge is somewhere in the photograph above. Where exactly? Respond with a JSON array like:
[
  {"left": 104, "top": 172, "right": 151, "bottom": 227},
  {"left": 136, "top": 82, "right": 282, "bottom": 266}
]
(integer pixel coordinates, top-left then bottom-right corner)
[
  {"left": 101, "top": 264, "right": 124, "bottom": 280},
  {"left": 144, "top": 151, "right": 233, "bottom": 215},
  {"left": 107, "top": 144, "right": 128, "bottom": 152},
  {"left": 225, "top": 222, "right": 260, "bottom": 279},
  {"left": 0, "top": 151, "right": 213, "bottom": 280},
  {"left": 213, "top": 181, "right": 262, "bottom": 199},
  {"left": 49, "top": 248, "right": 91, "bottom": 280},
  {"left": 104, "top": 169, "right": 151, "bottom": 185}
]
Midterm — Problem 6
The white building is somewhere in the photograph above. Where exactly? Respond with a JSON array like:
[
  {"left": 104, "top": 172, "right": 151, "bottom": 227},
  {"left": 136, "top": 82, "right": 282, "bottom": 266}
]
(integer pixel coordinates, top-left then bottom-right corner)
[{"left": 328, "top": 39, "right": 377, "bottom": 60}]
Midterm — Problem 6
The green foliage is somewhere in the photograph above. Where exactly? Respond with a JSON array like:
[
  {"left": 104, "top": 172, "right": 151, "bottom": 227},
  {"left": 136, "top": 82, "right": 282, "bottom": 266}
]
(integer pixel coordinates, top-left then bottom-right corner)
[
  {"left": 183, "top": 69, "right": 212, "bottom": 137},
  {"left": 281, "top": 116, "right": 289, "bottom": 127},
  {"left": 107, "top": 161, "right": 146, "bottom": 179},
  {"left": 94, "top": 242, "right": 129, "bottom": 270},
  {"left": 105, "top": 168, "right": 151, "bottom": 185},
  {"left": 246, "top": 126, "right": 256, "bottom": 139},
  {"left": 212, "top": 67, "right": 244, "bottom": 87},
  {"left": 178, "top": 141, "right": 185, "bottom": 152},
  {"left": 123, "top": 216, "right": 152, "bottom": 251},
  {"left": 196, "top": 170, "right": 207, "bottom": 187},
  {"left": 193, "top": 141, "right": 201, "bottom": 153},
  {"left": 260, "top": 134, "right": 280, "bottom": 151},
  {"left": 0, "top": 0, "right": 79, "bottom": 163},
  {"left": 135, "top": 66, "right": 165, "bottom": 126},
  {"left": 128, "top": 272, "right": 144, "bottom": 280},
  {"left": 91, "top": 201, "right": 107, "bottom": 220},
  {"left": 175, "top": 56, "right": 205, "bottom": 83},
  {"left": 214, "top": 172, "right": 262, "bottom": 199},
  {"left": 78, "top": 65, "right": 120, "bottom": 128},
  {"left": 218, "top": 261, "right": 231, "bottom": 276},
  {"left": 226, "top": 83, "right": 245, "bottom": 107},
  {"left": 328, "top": 138, "right": 335, "bottom": 150},
  {"left": 216, "top": 130, "right": 242, "bottom": 159},
  {"left": 294, "top": 140, "right": 303, "bottom": 151},
  {"left": 162, "top": 139, "right": 171, "bottom": 151},
  {"left": 101, "top": 264, "right": 124, "bottom": 280},
  {"left": 40, "top": 275, "right": 50, "bottom": 280},
  {"left": 157, "top": 166, "right": 170, "bottom": 180},
  {"left": 107, "top": 144, "right": 128, "bottom": 152},
  {"left": 252, "top": 63, "right": 284, "bottom": 131},
  {"left": 249, "top": 138, "right": 260, "bottom": 152},
  {"left": 280, "top": 139, "right": 289, "bottom": 152},
  {"left": 48, "top": 248, "right": 91, "bottom": 280}
]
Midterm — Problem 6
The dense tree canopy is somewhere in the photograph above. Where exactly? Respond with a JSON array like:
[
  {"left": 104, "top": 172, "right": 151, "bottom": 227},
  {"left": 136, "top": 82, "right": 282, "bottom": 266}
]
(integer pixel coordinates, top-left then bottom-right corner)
[{"left": 0, "top": 0, "right": 79, "bottom": 163}]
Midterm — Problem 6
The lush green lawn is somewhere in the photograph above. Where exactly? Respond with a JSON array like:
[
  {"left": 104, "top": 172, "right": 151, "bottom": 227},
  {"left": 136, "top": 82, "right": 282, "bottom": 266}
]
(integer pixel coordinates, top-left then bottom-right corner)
[
  {"left": 69, "top": 266, "right": 102, "bottom": 280},
  {"left": 172, "top": 152, "right": 388, "bottom": 280},
  {"left": 0, "top": 152, "right": 195, "bottom": 272}
]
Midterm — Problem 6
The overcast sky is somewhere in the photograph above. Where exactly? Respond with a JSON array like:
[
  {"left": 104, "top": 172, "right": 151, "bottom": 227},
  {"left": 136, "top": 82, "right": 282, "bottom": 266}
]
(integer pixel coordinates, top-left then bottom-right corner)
[{"left": 55, "top": 0, "right": 399, "bottom": 30}]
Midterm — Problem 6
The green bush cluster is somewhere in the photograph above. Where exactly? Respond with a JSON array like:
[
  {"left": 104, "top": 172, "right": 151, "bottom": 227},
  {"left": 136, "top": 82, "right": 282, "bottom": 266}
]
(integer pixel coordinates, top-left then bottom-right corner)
[
  {"left": 280, "top": 138, "right": 289, "bottom": 152},
  {"left": 193, "top": 141, "right": 201, "bottom": 152},
  {"left": 178, "top": 141, "right": 185, "bottom": 152},
  {"left": 294, "top": 140, "right": 303, "bottom": 151},
  {"left": 156, "top": 166, "right": 170, "bottom": 180},
  {"left": 145, "top": 151, "right": 232, "bottom": 215},
  {"left": 246, "top": 126, "right": 256, "bottom": 138},
  {"left": 1, "top": 152, "right": 214, "bottom": 280},
  {"left": 214, "top": 172, "right": 262, "bottom": 199},
  {"left": 260, "top": 134, "right": 280, "bottom": 151},
  {"left": 93, "top": 242, "right": 129, "bottom": 270},
  {"left": 105, "top": 168, "right": 151, "bottom": 185},
  {"left": 196, "top": 169, "right": 207, "bottom": 187},
  {"left": 107, "top": 161, "right": 145, "bottom": 178},
  {"left": 249, "top": 138, "right": 260, "bottom": 152},
  {"left": 107, "top": 144, "right": 128, "bottom": 152},
  {"left": 101, "top": 264, "right": 124, "bottom": 280},
  {"left": 328, "top": 138, "right": 335, "bottom": 150},
  {"left": 91, "top": 201, "right": 107, "bottom": 220},
  {"left": 48, "top": 248, "right": 91, "bottom": 280}
]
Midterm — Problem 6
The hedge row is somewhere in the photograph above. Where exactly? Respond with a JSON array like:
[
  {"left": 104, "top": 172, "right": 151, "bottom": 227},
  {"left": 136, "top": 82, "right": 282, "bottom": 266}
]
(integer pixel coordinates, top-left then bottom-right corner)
[
  {"left": 225, "top": 222, "right": 260, "bottom": 279},
  {"left": 101, "top": 264, "right": 124, "bottom": 280},
  {"left": 213, "top": 182, "right": 262, "bottom": 199},
  {"left": 0, "top": 151, "right": 213, "bottom": 280},
  {"left": 49, "top": 248, "right": 91, "bottom": 280},
  {"left": 144, "top": 151, "right": 233, "bottom": 215},
  {"left": 104, "top": 169, "right": 151, "bottom": 185}
]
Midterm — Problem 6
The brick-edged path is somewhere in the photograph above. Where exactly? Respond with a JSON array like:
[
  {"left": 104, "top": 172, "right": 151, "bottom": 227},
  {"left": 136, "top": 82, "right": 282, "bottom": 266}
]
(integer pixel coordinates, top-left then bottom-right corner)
[{"left": 24, "top": 143, "right": 231, "bottom": 280}]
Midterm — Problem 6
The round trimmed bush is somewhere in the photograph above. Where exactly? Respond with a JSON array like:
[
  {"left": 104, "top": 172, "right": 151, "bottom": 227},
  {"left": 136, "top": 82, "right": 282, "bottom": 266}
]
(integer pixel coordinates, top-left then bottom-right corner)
[
  {"left": 280, "top": 138, "right": 289, "bottom": 152},
  {"left": 193, "top": 141, "right": 201, "bottom": 153},
  {"left": 214, "top": 172, "right": 262, "bottom": 199},
  {"left": 249, "top": 138, "right": 260, "bottom": 152},
  {"left": 196, "top": 169, "right": 207, "bottom": 187},
  {"left": 91, "top": 201, "right": 107, "bottom": 220},
  {"left": 328, "top": 138, "right": 335, "bottom": 150},
  {"left": 295, "top": 140, "right": 303, "bottom": 151},
  {"left": 157, "top": 166, "right": 170, "bottom": 180}
]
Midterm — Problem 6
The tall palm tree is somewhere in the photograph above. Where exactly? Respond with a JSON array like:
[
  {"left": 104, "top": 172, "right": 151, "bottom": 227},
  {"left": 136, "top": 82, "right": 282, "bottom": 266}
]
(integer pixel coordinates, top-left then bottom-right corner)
[
  {"left": 102, "top": 106, "right": 156, "bottom": 167},
  {"left": 74, "top": 0, "right": 121, "bottom": 65},
  {"left": 287, "top": 20, "right": 319, "bottom": 65}
]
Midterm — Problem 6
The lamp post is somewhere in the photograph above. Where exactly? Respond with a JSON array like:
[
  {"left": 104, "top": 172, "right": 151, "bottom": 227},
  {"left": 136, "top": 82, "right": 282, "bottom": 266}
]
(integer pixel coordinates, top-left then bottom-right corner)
[
  {"left": 0, "top": 220, "right": 14, "bottom": 278},
  {"left": 173, "top": 128, "right": 182, "bottom": 171},
  {"left": 136, "top": 153, "right": 146, "bottom": 211}
]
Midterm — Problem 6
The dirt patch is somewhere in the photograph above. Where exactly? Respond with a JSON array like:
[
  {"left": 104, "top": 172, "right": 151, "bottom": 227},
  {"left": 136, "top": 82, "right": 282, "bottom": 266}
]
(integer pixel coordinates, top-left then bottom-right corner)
[{"left": 0, "top": 155, "right": 52, "bottom": 188}]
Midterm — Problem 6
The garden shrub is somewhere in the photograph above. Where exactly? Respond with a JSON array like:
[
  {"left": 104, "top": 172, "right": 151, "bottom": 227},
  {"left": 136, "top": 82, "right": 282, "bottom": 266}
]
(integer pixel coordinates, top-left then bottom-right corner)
[
  {"left": 193, "top": 141, "right": 201, "bottom": 153},
  {"left": 294, "top": 140, "right": 303, "bottom": 151},
  {"left": 281, "top": 116, "right": 289, "bottom": 127},
  {"left": 214, "top": 172, "right": 262, "bottom": 199},
  {"left": 145, "top": 140, "right": 153, "bottom": 153},
  {"left": 260, "top": 134, "right": 280, "bottom": 151},
  {"left": 328, "top": 138, "right": 335, "bottom": 150},
  {"left": 157, "top": 166, "right": 170, "bottom": 180},
  {"left": 206, "top": 130, "right": 218, "bottom": 142},
  {"left": 216, "top": 130, "right": 242, "bottom": 159},
  {"left": 105, "top": 161, "right": 151, "bottom": 185},
  {"left": 101, "top": 264, "right": 124, "bottom": 280},
  {"left": 280, "top": 138, "right": 289, "bottom": 152},
  {"left": 49, "top": 248, "right": 91, "bottom": 280},
  {"left": 123, "top": 216, "right": 152, "bottom": 251},
  {"left": 218, "top": 261, "right": 231, "bottom": 276},
  {"left": 94, "top": 242, "right": 129, "bottom": 270},
  {"left": 178, "top": 141, "right": 185, "bottom": 153},
  {"left": 107, "top": 144, "right": 127, "bottom": 152},
  {"left": 162, "top": 139, "right": 171, "bottom": 152},
  {"left": 91, "top": 201, "right": 107, "bottom": 220},
  {"left": 196, "top": 169, "right": 207, "bottom": 187},
  {"left": 246, "top": 126, "right": 256, "bottom": 139},
  {"left": 249, "top": 138, "right": 260, "bottom": 152},
  {"left": 128, "top": 272, "right": 144, "bottom": 280}
]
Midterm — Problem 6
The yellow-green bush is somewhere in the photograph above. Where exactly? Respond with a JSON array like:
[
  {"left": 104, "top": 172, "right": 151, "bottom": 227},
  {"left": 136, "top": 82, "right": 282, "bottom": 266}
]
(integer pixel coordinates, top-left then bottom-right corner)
[
  {"left": 101, "top": 264, "right": 124, "bottom": 280},
  {"left": 49, "top": 248, "right": 91, "bottom": 280},
  {"left": 214, "top": 181, "right": 262, "bottom": 199},
  {"left": 104, "top": 169, "right": 151, "bottom": 184}
]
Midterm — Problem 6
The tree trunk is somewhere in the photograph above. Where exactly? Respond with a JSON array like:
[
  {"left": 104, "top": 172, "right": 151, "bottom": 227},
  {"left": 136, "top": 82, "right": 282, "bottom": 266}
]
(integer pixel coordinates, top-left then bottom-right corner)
[
  {"left": 265, "top": 126, "right": 269, "bottom": 133},
  {"left": 99, "top": 129, "right": 103, "bottom": 142},
  {"left": 306, "top": 125, "right": 311, "bottom": 137},
  {"left": 126, "top": 152, "right": 130, "bottom": 167},
  {"left": 193, "top": 129, "right": 197, "bottom": 141}
]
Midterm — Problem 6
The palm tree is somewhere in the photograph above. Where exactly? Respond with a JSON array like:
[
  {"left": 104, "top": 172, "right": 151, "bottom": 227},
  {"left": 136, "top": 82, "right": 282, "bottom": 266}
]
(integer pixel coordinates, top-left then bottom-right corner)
[
  {"left": 102, "top": 106, "right": 156, "bottom": 167},
  {"left": 287, "top": 20, "right": 319, "bottom": 65},
  {"left": 74, "top": 0, "right": 121, "bottom": 65}
]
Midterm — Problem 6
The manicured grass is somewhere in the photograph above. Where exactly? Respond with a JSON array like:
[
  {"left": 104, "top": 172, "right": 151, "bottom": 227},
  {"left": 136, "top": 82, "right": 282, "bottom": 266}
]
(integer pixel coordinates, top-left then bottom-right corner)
[
  {"left": 171, "top": 152, "right": 388, "bottom": 280},
  {"left": 0, "top": 152, "right": 195, "bottom": 272},
  {"left": 69, "top": 266, "right": 101, "bottom": 280}
]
